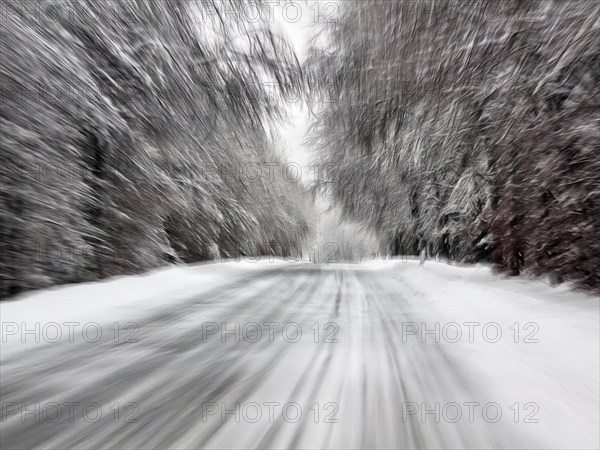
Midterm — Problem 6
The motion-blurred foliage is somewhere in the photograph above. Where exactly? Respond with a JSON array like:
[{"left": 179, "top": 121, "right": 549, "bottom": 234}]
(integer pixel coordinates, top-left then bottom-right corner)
[
  {"left": 1, "top": 0, "right": 313, "bottom": 297},
  {"left": 307, "top": 0, "right": 600, "bottom": 293}
]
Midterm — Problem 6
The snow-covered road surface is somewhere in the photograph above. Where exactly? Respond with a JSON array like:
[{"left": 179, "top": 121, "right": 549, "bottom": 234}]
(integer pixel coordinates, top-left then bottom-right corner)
[{"left": 1, "top": 261, "right": 598, "bottom": 449}]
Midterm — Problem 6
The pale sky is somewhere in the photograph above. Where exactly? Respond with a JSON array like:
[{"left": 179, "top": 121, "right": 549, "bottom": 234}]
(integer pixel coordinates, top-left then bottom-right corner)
[{"left": 274, "top": 1, "right": 318, "bottom": 185}]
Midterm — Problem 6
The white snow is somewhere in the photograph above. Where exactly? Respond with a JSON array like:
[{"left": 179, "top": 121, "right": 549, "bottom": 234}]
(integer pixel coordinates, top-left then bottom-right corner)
[
  {"left": 366, "top": 258, "right": 600, "bottom": 450},
  {"left": 0, "top": 259, "right": 293, "bottom": 359},
  {"left": 1, "top": 258, "right": 598, "bottom": 448}
]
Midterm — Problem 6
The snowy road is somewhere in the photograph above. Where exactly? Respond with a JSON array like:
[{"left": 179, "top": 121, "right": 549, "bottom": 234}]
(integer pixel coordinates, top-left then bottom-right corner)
[{"left": 1, "top": 262, "right": 598, "bottom": 449}]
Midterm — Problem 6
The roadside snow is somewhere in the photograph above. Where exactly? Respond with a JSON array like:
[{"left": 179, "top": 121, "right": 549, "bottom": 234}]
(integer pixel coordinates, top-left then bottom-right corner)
[
  {"left": 370, "top": 259, "right": 600, "bottom": 450},
  {"left": 1, "top": 257, "right": 597, "bottom": 448},
  {"left": 0, "top": 259, "right": 293, "bottom": 359}
]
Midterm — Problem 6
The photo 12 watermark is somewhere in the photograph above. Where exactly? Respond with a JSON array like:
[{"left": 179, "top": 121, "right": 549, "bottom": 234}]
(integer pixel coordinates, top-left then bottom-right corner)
[
  {"left": 401, "top": 401, "right": 540, "bottom": 424},
  {"left": 401, "top": 321, "right": 540, "bottom": 344},
  {"left": 1, "top": 321, "right": 140, "bottom": 344},
  {"left": 1, "top": 401, "right": 139, "bottom": 424},
  {"left": 0, "top": 160, "right": 339, "bottom": 187},
  {"left": 196, "top": 1, "right": 339, "bottom": 25},
  {"left": 201, "top": 401, "right": 339, "bottom": 424},
  {"left": 0, "top": 1, "right": 138, "bottom": 25},
  {"left": 200, "top": 321, "right": 339, "bottom": 344},
  {"left": 0, "top": 242, "right": 140, "bottom": 266}
]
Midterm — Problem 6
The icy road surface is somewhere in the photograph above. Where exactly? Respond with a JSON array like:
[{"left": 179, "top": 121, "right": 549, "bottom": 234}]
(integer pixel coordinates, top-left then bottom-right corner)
[{"left": 1, "top": 261, "right": 598, "bottom": 449}]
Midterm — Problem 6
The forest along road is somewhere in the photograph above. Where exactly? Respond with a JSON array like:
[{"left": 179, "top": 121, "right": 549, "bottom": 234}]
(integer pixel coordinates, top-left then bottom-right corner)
[{"left": 0, "top": 264, "right": 597, "bottom": 449}]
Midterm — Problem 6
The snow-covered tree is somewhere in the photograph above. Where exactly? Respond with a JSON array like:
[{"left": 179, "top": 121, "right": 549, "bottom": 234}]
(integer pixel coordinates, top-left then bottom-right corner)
[
  {"left": 307, "top": 0, "right": 599, "bottom": 292},
  {"left": 1, "top": 0, "right": 313, "bottom": 297}
]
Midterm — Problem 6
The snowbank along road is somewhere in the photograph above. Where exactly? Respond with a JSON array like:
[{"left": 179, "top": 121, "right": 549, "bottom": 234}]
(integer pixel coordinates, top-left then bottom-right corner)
[{"left": 1, "top": 261, "right": 598, "bottom": 449}]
